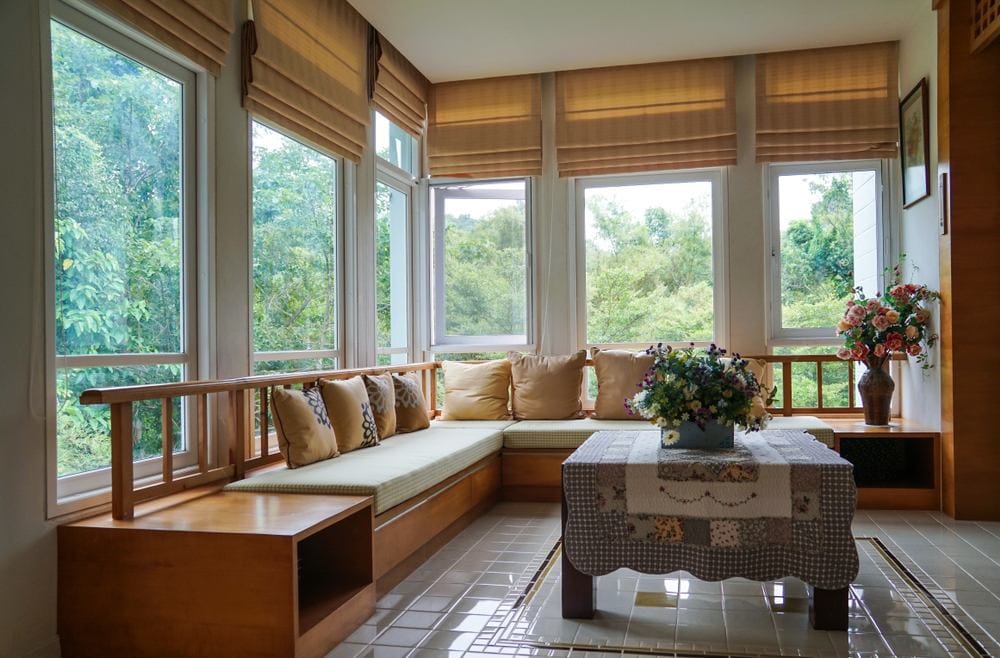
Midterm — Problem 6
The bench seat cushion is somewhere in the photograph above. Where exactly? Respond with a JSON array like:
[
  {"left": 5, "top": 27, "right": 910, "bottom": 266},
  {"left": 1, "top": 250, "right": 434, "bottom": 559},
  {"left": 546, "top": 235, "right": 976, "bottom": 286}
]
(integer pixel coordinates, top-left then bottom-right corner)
[
  {"left": 430, "top": 419, "right": 518, "bottom": 430},
  {"left": 224, "top": 427, "right": 502, "bottom": 514},
  {"left": 764, "top": 415, "right": 835, "bottom": 447},
  {"left": 502, "top": 418, "right": 652, "bottom": 449}
]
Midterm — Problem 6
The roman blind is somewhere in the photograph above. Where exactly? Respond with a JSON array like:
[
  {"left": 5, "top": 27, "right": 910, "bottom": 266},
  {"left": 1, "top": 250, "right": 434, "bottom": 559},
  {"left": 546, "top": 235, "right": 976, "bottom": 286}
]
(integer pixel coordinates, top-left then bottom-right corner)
[
  {"left": 427, "top": 74, "right": 542, "bottom": 178},
  {"left": 91, "top": 0, "right": 235, "bottom": 76},
  {"left": 554, "top": 58, "right": 737, "bottom": 177},
  {"left": 243, "top": 0, "right": 369, "bottom": 161},
  {"left": 756, "top": 42, "right": 899, "bottom": 163},
  {"left": 372, "top": 33, "right": 430, "bottom": 137}
]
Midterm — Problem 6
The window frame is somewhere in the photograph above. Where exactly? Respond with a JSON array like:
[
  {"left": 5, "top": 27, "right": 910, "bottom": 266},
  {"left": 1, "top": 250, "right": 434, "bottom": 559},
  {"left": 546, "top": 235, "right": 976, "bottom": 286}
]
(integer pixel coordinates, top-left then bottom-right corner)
[
  {"left": 574, "top": 168, "right": 729, "bottom": 351},
  {"left": 249, "top": 118, "right": 346, "bottom": 372},
  {"left": 44, "top": 0, "right": 202, "bottom": 516},
  {"left": 430, "top": 177, "right": 535, "bottom": 352},
  {"left": 765, "top": 159, "right": 889, "bottom": 346}
]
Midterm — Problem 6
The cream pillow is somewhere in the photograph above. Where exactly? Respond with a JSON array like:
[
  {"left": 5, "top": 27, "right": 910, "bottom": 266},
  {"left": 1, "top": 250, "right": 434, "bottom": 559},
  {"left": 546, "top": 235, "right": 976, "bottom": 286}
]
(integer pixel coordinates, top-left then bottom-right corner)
[
  {"left": 591, "top": 348, "right": 655, "bottom": 420},
  {"left": 722, "top": 357, "right": 771, "bottom": 391},
  {"left": 270, "top": 386, "right": 339, "bottom": 468},
  {"left": 441, "top": 360, "right": 511, "bottom": 420},
  {"left": 508, "top": 351, "right": 586, "bottom": 420},
  {"left": 393, "top": 373, "right": 431, "bottom": 433},
  {"left": 363, "top": 372, "right": 397, "bottom": 439},
  {"left": 319, "top": 377, "right": 380, "bottom": 453}
]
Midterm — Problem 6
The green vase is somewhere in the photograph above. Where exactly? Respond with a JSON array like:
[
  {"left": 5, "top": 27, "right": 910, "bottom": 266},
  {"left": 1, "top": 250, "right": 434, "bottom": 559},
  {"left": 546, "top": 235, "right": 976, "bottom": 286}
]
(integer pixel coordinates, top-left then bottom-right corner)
[{"left": 662, "top": 420, "right": 735, "bottom": 449}]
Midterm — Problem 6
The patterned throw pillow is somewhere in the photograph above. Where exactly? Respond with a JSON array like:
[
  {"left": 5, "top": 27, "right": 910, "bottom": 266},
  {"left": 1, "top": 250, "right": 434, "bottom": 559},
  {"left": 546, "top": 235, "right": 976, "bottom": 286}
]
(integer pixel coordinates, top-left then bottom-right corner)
[
  {"left": 270, "top": 386, "right": 339, "bottom": 468},
  {"left": 319, "top": 376, "right": 380, "bottom": 453},
  {"left": 363, "top": 372, "right": 397, "bottom": 439},
  {"left": 392, "top": 373, "right": 430, "bottom": 433}
]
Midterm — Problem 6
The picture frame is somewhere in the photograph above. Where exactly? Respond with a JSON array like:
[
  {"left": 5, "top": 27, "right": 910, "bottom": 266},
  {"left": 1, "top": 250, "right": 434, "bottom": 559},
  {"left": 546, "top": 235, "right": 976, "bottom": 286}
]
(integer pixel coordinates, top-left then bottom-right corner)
[{"left": 900, "top": 78, "right": 930, "bottom": 208}]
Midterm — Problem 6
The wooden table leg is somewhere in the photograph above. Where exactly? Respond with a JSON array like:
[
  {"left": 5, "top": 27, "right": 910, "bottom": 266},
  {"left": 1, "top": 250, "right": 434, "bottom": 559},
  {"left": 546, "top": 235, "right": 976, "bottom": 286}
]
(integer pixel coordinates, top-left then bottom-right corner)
[
  {"left": 561, "top": 488, "right": 594, "bottom": 619},
  {"left": 809, "top": 586, "right": 849, "bottom": 630}
]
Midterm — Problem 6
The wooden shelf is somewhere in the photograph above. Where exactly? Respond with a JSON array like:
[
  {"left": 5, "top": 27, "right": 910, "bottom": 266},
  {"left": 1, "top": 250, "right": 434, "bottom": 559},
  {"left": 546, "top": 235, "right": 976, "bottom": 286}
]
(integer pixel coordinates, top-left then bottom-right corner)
[{"left": 59, "top": 492, "right": 375, "bottom": 658}]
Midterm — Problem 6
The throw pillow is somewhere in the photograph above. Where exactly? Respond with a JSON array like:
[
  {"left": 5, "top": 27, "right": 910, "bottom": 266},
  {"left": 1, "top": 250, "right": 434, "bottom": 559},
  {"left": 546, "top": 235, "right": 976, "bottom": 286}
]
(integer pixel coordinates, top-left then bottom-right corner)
[
  {"left": 270, "top": 386, "right": 339, "bottom": 468},
  {"left": 363, "top": 372, "right": 397, "bottom": 439},
  {"left": 508, "top": 351, "right": 587, "bottom": 420},
  {"left": 393, "top": 373, "right": 431, "bottom": 433},
  {"left": 441, "top": 359, "right": 511, "bottom": 420},
  {"left": 319, "top": 376, "right": 380, "bottom": 453},
  {"left": 591, "top": 347, "right": 655, "bottom": 420}
]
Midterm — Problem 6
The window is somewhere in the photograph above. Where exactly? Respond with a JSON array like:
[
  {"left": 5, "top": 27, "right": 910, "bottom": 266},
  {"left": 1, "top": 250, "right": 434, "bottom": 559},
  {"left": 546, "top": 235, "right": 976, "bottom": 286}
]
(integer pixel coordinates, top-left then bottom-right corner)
[
  {"left": 577, "top": 171, "right": 725, "bottom": 348},
  {"left": 376, "top": 181, "right": 410, "bottom": 365},
  {"left": 375, "top": 111, "right": 417, "bottom": 176},
  {"left": 48, "top": 8, "right": 198, "bottom": 506},
  {"left": 251, "top": 121, "right": 340, "bottom": 374},
  {"left": 431, "top": 179, "right": 532, "bottom": 348},
  {"left": 768, "top": 161, "right": 885, "bottom": 342}
]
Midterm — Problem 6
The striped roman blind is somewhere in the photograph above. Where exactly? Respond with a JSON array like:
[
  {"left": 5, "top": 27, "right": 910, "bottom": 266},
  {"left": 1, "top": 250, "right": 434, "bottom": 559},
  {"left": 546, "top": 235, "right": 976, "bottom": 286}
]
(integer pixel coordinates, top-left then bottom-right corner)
[
  {"left": 755, "top": 42, "right": 900, "bottom": 163},
  {"left": 243, "top": 0, "right": 369, "bottom": 161},
  {"left": 427, "top": 74, "right": 542, "bottom": 178},
  {"left": 555, "top": 58, "right": 737, "bottom": 177},
  {"left": 91, "top": 0, "right": 235, "bottom": 76},
  {"left": 372, "top": 33, "right": 430, "bottom": 137}
]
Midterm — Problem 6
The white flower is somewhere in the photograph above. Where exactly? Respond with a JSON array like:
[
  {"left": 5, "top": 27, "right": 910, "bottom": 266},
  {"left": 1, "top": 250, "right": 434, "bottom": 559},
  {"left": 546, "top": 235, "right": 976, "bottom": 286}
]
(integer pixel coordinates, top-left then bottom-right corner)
[{"left": 661, "top": 430, "right": 681, "bottom": 446}]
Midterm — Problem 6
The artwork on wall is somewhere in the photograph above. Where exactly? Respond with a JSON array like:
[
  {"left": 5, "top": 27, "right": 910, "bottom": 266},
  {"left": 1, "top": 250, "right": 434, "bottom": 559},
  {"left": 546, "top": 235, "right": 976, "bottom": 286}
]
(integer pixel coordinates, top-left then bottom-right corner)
[{"left": 900, "top": 78, "right": 930, "bottom": 208}]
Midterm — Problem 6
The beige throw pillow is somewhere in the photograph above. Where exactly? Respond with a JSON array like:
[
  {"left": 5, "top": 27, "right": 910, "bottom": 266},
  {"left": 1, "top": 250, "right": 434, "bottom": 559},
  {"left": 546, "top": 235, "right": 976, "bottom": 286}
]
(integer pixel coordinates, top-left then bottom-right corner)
[
  {"left": 270, "top": 386, "right": 339, "bottom": 468},
  {"left": 393, "top": 373, "right": 431, "bottom": 433},
  {"left": 319, "top": 377, "right": 380, "bottom": 453},
  {"left": 591, "top": 348, "right": 655, "bottom": 420},
  {"left": 508, "top": 351, "right": 586, "bottom": 420},
  {"left": 363, "top": 373, "right": 397, "bottom": 439},
  {"left": 441, "top": 360, "right": 511, "bottom": 420}
]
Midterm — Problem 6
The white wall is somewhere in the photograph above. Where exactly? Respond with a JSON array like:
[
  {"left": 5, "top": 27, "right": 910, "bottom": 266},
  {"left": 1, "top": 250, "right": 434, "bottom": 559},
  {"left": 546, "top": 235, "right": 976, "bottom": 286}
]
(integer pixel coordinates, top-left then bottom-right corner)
[{"left": 896, "top": 7, "right": 941, "bottom": 429}]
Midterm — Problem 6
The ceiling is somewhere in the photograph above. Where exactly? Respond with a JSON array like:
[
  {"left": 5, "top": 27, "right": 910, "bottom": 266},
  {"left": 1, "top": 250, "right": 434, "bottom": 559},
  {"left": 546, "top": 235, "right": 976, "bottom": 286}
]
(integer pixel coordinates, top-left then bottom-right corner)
[{"left": 351, "top": 0, "right": 925, "bottom": 83}]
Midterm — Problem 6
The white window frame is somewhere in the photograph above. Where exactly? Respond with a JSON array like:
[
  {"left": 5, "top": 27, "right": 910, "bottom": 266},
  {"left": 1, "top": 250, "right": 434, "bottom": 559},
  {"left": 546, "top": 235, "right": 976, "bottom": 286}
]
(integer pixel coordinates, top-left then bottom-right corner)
[
  {"left": 766, "top": 159, "right": 889, "bottom": 346},
  {"left": 574, "top": 168, "right": 729, "bottom": 351},
  {"left": 375, "top": 131, "right": 418, "bottom": 364},
  {"left": 249, "top": 119, "right": 345, "bottom": 372},
  {"left": 44, "top": 0, "right": 203, "bottom": 516},
  {"left": 430, "top": 177, "right": 535, "bottom": 351}
]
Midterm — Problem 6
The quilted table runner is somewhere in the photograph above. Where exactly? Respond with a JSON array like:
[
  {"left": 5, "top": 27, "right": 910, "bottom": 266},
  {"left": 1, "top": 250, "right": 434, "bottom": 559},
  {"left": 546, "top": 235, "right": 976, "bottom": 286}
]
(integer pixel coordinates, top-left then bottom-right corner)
[{"left": 563, "top": 429, "right": 859, "bottom": 590}]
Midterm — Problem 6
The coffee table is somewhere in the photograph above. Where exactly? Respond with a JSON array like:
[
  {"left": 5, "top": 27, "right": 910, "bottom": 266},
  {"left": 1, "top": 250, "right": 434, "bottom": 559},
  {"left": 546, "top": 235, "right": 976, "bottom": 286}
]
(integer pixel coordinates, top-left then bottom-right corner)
[{"left": 561, "top": 429, "right": 858, "bottom": 630}]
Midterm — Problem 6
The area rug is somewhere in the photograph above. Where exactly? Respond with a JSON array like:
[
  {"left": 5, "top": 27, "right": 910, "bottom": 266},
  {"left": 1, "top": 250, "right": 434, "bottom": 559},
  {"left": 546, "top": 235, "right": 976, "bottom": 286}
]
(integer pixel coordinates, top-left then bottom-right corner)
[{"left": 465, "top": 537, "right": 989, "bottom": 658}]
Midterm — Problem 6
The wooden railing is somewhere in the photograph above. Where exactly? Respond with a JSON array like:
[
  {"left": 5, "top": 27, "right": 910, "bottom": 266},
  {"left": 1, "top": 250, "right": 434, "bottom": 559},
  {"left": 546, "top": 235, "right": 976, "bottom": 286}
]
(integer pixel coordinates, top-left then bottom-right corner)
[{"left": 80, "top": 353, "right": 900, "bottom": 519}]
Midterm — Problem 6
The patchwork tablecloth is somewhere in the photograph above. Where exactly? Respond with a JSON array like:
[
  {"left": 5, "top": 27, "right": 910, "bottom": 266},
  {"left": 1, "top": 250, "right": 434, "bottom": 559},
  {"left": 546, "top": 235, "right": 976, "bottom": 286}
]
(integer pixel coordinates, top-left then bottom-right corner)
[{"left": 563, "top": 429, "right": 859, "bottom": 590}]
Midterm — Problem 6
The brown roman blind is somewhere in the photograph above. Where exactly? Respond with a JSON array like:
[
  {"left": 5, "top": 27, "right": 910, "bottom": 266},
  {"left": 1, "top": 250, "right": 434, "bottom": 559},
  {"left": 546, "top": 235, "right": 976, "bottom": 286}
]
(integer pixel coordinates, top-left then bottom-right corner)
[
  {"left": 373, "top": 33, "right": 430, "bottom": 137},
  {"left": 756, "top": 42, "right": 899, "bottom": 163},
  {"left": 555, "top": 58, "right": 737, "bottom": 177},
  {"left": 427, "top": 74, "right": 542, "bottom": 178},
  {"left": 91, "top": 0, "right": 234, "bottom": 76},
  {"left": 243, "top": 0, "right": 369, "bottom": 161}
]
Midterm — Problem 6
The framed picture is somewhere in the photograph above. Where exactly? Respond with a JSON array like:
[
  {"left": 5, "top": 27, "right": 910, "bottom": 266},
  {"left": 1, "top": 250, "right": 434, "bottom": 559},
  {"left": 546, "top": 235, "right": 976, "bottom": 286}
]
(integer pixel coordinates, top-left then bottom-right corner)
[{"left": 900, "top": 78, "right": 930, "bottom": 208}]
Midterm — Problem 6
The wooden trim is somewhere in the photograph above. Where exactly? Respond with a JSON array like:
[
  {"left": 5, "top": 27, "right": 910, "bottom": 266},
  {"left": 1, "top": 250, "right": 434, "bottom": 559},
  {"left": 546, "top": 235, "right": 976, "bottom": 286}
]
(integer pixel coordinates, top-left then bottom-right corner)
[
  {"left": 161, "top": 398, "right": 173, "bottom": 483},
  {"left": 110, "top": 402, "right": 133, "bottom": 520}
]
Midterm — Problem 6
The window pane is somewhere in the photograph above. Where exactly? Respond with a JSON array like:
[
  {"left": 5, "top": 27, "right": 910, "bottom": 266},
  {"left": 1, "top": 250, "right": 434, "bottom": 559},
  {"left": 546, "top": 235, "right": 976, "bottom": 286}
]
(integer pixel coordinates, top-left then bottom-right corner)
[
  {"left": 252, "top": 121, "right": 338, "bottom": 353},
  {"left": 56, "top": 364, "right": 183, "bottom": 477},
  {"left": 436, "top": 180, "right": 528, "bottom": 340},
  {"left": 376, "top": 181, "right": 409, "bottom": 357},
  {"left": 777, "top": 171, "right": 877, "bottom": 330},
  {"left": 584, "top": 181, "right": 714, "bottom": 344},
  {"left": 253, "top": 357, "right": 337, "bottom": 375},
  {"left": 771, "top": 345, "right": 849, "bottom": 409},
  {"left": 52, "top": 21, "right": 183, "bottom": 356},
  {"left": 375, "top": 111, "right": 416, "bottom": 175}
]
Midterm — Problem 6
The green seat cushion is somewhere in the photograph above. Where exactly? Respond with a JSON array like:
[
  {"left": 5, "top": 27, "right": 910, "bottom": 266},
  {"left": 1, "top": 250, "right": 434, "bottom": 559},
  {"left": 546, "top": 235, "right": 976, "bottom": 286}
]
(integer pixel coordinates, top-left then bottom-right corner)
[
  {"left": 763, "top": 415, "right": 835, "bottom": 448},
  {"left": 430, "top": 419, "right": 518, "bottom": 430},
  {"left": 502, "top": 418, "right": 652, "bottom": 449},
  {"left": 224, "top": 426, "right": 502, "bottom": 514}
]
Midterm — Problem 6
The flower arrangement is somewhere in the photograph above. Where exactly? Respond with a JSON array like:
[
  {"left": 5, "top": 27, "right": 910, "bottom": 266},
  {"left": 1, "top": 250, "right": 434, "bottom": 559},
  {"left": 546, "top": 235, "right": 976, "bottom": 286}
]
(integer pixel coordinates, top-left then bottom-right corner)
[
  {"left": 835, "top": 260, "right": 940, "bottom": 370},
  {"left": 625, "top": 344, "right": 775, "bottom": 445}
]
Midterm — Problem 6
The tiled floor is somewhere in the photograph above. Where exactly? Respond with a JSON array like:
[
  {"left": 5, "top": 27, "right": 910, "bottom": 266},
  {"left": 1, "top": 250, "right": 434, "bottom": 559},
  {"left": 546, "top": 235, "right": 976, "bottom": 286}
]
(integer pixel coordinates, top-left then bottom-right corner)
[{"left": 328, "top": 504, "right": 1000, "bottom": 658}]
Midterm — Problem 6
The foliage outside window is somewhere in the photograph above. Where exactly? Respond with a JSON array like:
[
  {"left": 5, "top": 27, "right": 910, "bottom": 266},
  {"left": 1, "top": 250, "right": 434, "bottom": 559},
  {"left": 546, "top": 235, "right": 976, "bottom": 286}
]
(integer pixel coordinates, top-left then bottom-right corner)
[
  {"left": 581, "top": 173, "right": 721, "bottom": 347},
  {"left": 376, "top": 181, "right": 410, "bottom": 365},
  {"left": 251, "top": 121, "right": 339, "bottom": 372},
  {"left": 432, "top": 180, "right": 530, "bottom": 347},
  {"left": 50, "top": 17, "right": 194, "bottom": 495}
]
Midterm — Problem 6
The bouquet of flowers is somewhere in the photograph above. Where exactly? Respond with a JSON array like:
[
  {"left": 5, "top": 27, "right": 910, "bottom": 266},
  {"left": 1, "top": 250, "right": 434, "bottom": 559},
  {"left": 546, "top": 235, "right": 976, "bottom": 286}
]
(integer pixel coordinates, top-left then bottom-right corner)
[
  {"left": 625, "top": 344, "right": 775, "bottom": 445},
  {"left": 835, "top": 261, "right": 940, "bottom": 370}
]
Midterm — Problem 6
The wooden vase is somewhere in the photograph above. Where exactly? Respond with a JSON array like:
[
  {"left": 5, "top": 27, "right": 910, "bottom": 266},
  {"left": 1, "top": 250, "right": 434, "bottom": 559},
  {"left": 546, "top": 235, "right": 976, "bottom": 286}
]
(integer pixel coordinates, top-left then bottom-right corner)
[{"left": 858, "top": 356, "right": 894, "bottom": 426}]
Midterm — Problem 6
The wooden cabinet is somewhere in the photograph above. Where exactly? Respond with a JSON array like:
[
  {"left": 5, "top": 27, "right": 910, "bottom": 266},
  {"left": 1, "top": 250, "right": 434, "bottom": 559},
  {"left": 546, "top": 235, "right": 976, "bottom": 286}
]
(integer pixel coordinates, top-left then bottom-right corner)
[
  {"left": 827, "top": 419, "right": 941, "bottom": 511},
  {"left": 59, "top": 492, "right": 374, "bottom": 658}
]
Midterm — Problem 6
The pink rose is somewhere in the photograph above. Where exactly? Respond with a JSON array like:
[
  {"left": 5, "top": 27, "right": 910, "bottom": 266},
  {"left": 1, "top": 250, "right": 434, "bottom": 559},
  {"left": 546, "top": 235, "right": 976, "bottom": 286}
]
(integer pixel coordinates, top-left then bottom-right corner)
[
  {"left": 836, "top": 348, "right": 852, "bottom": 361},
  {"left": 872, "top": 314, "right": 891, "bottom": 331},
  {"left": 845, "top": 300, "right": 856, "bottom": 308},
  {"left": 890, "top": 285, "right": 908, "bottom": 301},
  {"left": 914, "top": 307, "right": 930, "bottom": 324},
  {"left": 847, "top": 305, "right": 866, "bottom": 322},
  {"left": 905, "top": 283, "right": 920, "bottom": 294},
  {"left": 885, "top": 309, "right": 900, "bottom": 323},
  {"left": 905, "top": 325, "right": 920, "bottom": 340},
  {"left": 865, "top": 299, "right": 881, "bottom": 312},
  {"left": 873, "top": 343, "right": 886, "bottom": 357},
  {"left": 907, "top": 343, "right": 922, "bottom": 356},
  {"left": 885, "top": 332, "right": 904, "bottom": 351},
  {"left": 851, "top": 344, "right": 869, "bottom": 361}
]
